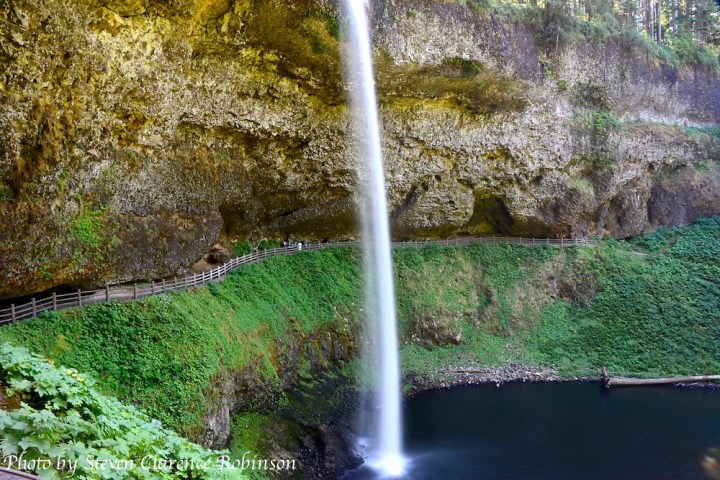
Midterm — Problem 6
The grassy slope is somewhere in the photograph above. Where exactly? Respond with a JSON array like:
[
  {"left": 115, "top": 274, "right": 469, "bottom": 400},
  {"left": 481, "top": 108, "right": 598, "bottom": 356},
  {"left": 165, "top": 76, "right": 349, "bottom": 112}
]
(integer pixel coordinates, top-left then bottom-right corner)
[
  {"left": 0, "top": 248, "right": 363, "bottom": 438},
  {"left": 1, "top": 217, "right": 719, "bottom": 444},
  {"left": 398, "top": 217, "right": 720, "bottom": 379}
]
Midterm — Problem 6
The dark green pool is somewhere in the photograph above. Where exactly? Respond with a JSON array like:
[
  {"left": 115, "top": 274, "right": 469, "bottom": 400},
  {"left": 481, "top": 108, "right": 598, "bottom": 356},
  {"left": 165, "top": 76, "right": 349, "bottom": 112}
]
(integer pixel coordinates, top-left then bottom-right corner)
[{"left": 346, "top": 381, "right": 720, "bottom": 479}]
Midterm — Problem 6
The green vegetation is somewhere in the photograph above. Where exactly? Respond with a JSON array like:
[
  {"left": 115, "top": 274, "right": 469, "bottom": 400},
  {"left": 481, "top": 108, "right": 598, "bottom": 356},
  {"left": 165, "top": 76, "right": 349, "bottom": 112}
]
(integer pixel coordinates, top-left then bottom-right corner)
[
  {"left": 231, "top": 241, "right": 253, "bottom": 256},
  {"left": 478, "top": 0, "right": 719, "bottom": 70},
  {"left": 256, "top": 240, "right": 282, "bottom": 251},
  {"left": 311, "top": 7, "right": 340, "bottom": 40},
  {"left": 570, "top": 82, "right": 622, "bottom": 171},
  {"left": 527, "top": 218, "right": 720, "bottom": 376},
  {"left": 72, "top": 206, "right": 108, "bottom": 249},
  {"left": 591, "top": 109, "right": 622, "bottom": 132},
  {"left": 394, "top": 218, "right": 720, "bottom": 380},
  {"left": 664, "top": 32, "right": 720, "bottom": 69},
  {"left": 1, "top": 218, "right": 719, "bottom": 476},
  {"left": 568, "top": 177, "right": 596, "bottom": 197},
  {"left": 229, "top": 413, "right": 275, "bottom": 460},
  {"left": 0, "top": 182, "right": 14, "bottom": 202},
  {"left": 5, "top": 219, "right": 720, "bottom": 393},
  {"left": 377, "top": 54, "right": 529, "bottom": 115},
  {"left": 0, "top": 249, "right": 362, "bottom": 437},
  {"left": 444, "top": 57, "right": 483, "bottom": 76},
  {"left": 0, "top": 344, "right": 239, "bottom": 479},
  {"left": 683, "top": 126, "right": 720, "bottom": 141},
  {"left": 574, "top": 82, "right": 621, "bottom": 134}
]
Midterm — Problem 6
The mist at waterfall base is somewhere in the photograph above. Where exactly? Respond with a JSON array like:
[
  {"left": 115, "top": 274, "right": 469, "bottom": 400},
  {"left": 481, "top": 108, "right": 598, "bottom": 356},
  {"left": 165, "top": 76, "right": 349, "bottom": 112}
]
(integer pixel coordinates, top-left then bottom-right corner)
[
  {"left": 340, "top": 0, "right": 405, "bottom": 477},
  {"left": 344, "top": 382, "right": 720, "bottom": 479}
]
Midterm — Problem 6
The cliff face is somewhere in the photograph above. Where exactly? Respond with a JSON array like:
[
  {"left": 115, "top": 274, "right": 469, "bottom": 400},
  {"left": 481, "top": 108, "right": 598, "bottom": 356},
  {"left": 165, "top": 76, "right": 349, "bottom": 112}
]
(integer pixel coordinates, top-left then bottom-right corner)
[{"left": 1, "top": 0, "right": 719, "bottom": 298}]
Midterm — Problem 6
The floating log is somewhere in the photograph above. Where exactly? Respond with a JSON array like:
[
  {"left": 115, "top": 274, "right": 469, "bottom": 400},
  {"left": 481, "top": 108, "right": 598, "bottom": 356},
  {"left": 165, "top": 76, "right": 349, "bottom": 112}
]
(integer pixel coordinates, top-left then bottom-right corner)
[
  {"left": 602, "top": 367, "right": 720, "bottom": 388},
  {"left": 440, "top": 369, "right": 490, "bottom": 374}
]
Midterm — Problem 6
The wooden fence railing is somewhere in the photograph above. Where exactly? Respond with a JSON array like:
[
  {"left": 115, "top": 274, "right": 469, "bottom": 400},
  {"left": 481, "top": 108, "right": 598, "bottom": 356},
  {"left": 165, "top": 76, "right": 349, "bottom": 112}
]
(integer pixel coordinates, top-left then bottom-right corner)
[{"left": 0, "top": 236, "right": 595, "bottom": 325}]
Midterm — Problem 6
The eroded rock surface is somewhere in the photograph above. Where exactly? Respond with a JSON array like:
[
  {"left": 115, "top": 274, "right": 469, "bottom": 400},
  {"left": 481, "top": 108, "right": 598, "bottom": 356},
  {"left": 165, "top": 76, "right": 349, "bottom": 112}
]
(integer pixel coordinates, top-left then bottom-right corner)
[{"left": 1, "top": 0, "right": 719, "bottom": 298}]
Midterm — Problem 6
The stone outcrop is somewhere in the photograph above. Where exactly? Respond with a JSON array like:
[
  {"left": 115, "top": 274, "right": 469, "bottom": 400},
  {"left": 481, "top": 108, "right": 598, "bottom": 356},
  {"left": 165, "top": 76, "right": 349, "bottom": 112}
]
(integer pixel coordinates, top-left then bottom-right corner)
[
  {"left": 198, "top": 320, "right": 360, "bottom": 478},
  {"left": 0, "top": 0, "right": 718, "bottom": 298}
]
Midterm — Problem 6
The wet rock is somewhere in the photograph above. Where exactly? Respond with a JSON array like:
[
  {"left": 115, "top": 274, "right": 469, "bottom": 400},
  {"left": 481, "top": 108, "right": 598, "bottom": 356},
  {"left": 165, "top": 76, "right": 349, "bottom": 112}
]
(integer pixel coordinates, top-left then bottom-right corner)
[
  {"left": 648, "top": 163, "right": 720, "bottom": 230},
  {"left": 208, "top": 244, "right": 231, "bottom": 264},
  {"left": 297, "top": 420, "right": 363, "bottom": 479},
  {"left": 101, "top": 0, "right": 148, "bottom": 17},
  {"left": 408, "top": 313, "right": 464, "bottom": 348},
  {"left": 0, "top": 0, "right": 719, "bottom": 299},
  {"left": 196, "top": 317, "right": 359, "bottom": 475},
  {"left": 404, "top": 361, "right": 575, "bottom": 395}
]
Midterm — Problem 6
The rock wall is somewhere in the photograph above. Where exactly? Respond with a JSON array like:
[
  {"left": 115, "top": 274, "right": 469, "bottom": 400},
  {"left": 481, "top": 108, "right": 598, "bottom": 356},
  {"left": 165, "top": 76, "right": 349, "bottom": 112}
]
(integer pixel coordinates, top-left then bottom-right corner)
[
  {"left": 1, "top": 0, "right": 719, "bottom": 298},
  {"left": 198, "top": 320, "right": 361, "bottom": 478}
]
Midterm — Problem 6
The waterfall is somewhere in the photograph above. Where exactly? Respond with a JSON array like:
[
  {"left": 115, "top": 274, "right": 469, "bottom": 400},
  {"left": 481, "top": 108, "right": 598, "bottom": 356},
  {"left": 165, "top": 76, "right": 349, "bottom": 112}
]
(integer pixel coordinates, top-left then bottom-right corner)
[{"left": 341, "top": 0, "right": 405, "bottom": 477}]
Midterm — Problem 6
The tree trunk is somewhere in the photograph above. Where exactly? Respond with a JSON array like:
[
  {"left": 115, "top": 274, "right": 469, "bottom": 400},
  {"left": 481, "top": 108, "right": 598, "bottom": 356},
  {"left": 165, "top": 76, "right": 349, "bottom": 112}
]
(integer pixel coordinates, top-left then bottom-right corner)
[
  {"left": 650, "top": 0, "right": 656, "bottom": 39},
  {"left": 605, "top": 374, "right": 720, "bottom": 387},
  {"left": 671, "top": 0, "right": 677, "bottom": 34}
]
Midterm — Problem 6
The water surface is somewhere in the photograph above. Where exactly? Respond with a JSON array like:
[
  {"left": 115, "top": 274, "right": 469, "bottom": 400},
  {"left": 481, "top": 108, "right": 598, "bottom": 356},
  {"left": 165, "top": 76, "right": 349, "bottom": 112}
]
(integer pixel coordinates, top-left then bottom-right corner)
[{"left": 346, "top": 382, "right": 720, "bottom": 479}]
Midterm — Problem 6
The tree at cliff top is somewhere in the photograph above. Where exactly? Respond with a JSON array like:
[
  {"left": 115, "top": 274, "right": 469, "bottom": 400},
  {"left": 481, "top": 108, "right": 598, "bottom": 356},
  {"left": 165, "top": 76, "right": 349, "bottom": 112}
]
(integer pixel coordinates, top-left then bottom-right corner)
[
  {"left": 526, "top": 0, "right": 720, "bottom": 68},
  {"left": 1, "top": 0, "right": 718, "bottom": 301}
]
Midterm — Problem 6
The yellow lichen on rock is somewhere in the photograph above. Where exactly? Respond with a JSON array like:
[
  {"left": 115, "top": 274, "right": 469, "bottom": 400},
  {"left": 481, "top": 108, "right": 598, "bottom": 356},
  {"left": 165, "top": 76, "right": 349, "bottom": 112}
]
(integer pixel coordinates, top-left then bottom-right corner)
[
  {"left": 195, "top": 0, "right": 232, "bottom": 23},
  {"left": 0, "top": 0, "right": 718, "bottom": 301},
  {"left": 100, "top": 0, "right": 148, "bottom": 17}
]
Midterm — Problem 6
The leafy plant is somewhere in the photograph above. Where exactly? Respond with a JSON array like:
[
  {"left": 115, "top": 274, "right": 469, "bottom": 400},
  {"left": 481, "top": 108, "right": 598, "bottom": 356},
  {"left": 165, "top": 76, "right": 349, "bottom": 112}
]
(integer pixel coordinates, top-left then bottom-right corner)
[
  {"left": 568, "top": 178, "right": 595, "bottom": 197},
  {"left": 72, "top": 206, "right": 108, "bottom": 249},
  {"left": 256, "top": 240, "right": 282, "bottom": 251},
  {"left": 592, "top": 110, "right": 621, "bottom": 132},
  {"left": 0, "top": 344, "right": 240, "bottom": 479},
  {"left": 231, "top": 241, "right": 253, "bottom": 256},
  {"left": 444, "top": 57, "right": 482, "bottom": 76},
  {"left": 3, "top": 218, "right": 720, "bottom": 449},
  {"left": 0, "top": 249, "right": 363, "bottom": 436},
  {"left": 0, "top": 183, "right": 14, "bottom": 203}
]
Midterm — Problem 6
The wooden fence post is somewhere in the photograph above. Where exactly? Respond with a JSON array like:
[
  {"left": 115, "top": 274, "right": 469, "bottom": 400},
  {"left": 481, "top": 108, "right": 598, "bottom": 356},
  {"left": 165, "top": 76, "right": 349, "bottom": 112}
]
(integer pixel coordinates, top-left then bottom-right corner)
[{"left": 0, "top": 234, "right": 598, "bottom": 326}]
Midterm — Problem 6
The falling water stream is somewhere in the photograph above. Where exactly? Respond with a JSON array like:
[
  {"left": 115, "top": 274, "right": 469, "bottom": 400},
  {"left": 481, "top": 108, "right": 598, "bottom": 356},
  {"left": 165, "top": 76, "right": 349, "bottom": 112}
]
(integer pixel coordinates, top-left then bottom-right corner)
[{"left": 341, "top": 0, "right": 405, "bottom": 477}]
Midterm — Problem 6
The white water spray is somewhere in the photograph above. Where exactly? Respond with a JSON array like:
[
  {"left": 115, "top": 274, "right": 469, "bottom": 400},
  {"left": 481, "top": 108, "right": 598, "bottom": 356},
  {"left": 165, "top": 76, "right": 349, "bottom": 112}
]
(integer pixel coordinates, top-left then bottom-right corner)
[{"left": 341, "top": 0, "right": 405, "bottom": 477}]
